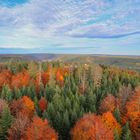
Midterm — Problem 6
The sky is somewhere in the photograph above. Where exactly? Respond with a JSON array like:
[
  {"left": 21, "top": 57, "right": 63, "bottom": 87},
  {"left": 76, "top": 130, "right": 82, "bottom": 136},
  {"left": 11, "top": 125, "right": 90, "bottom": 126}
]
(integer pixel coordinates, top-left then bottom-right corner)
[{"left": 0, "top": 0, "right": 140, "bottom": 55}]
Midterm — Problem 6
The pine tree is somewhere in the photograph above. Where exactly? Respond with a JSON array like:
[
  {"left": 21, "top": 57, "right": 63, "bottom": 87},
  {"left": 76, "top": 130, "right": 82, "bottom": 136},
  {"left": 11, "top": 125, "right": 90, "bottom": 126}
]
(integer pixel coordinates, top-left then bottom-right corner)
[
  {"left": 45, "top": 85, "right": 56, "bottom": 102},
  {"left": 0, "top": 107, "right": 13, "bottom": 140},
  {"left": 46, "top": 103, "right": 56, "bottom": 121},
  {"left": 27, "top": 85, "right": 36, "bottom": 100},
  {"left": 84, "top": 91, "right": 96, "bottom": 113},
  {"left": 62, "top": 110, "right": 70, "bottom": 140},
  {"left": 114, "top": 107, "right": 121, "bottom": 123},
  {"left": 13, "top": 88, "right": 22, "bottom": 99}
]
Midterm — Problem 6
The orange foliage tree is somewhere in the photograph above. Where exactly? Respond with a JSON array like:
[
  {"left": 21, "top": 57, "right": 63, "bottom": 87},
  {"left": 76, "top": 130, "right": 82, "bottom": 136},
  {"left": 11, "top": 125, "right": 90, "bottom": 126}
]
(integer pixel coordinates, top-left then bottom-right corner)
[
  {"left": 0, "top": 70, "right": 12, "bottom": 89},
  {"left": 71, "top": 114, "right": 114, "bottom": 140},
  {"left": 21, "top": 96, "right": 35, "bottom": 117},
  {"left": 23, "top": 117, "right": 58, "bottom": 140},
  {"left": 62, "top": 67, "right": 69, "bottom": 76},
  {"left": 10, "top": 96, "right": 34, "bottom": 118},
  {"left": 34, "top": 71, "right": 50, "bottom": 94},
  {"left": 11, "top": 70, "right": 30, "bottom": 89},
  {"left": 39, "top": 97, "right": 48, "bottom": 112},
  {"left": 35, "top": 67, "right": 69, "bottom": 92},
  {"left": 99, "top": 94, "right": 118, "bottom": 114},
  {"left": 101, "top": 112, "right": 122, "bottom": 136},
  {"left": 55, "top": 67, "right": 69, "bottom": 86},
  {"left": 35, "top": 71, "right": 50, "bottom": 87},
  {"left": 125, "top": 87, "right": 140, "bottom": 139},
  {"left": 35, "top": 73, "right": 41, "bottom": 94},
  {"left": 42, "top": 71, "right": 50, "bottom": 86}
]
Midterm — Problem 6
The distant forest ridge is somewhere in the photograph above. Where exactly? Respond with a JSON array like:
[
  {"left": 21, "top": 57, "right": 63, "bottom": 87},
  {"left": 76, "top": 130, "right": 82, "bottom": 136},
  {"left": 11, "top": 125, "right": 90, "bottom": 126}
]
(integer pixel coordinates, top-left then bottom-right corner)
[{"left": 0, "top": 54, "right": 140, "bottom": 72}]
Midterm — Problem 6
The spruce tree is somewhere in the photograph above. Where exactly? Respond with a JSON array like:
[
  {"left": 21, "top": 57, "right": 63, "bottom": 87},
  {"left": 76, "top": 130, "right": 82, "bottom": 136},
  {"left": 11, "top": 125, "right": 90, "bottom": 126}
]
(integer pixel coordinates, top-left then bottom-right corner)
[
  {"left": 114, "top": 107, "right": 121, "bottom": 123},
  {"left": 122, "top": 122, "right": 132, "bottom": 140},
  {"left": 84, "top": 91, "right": 96, "bottom": 113},
  {"left": 1, "top": 85, "right": 12, "bottom": 102},
  {"left": 61, "top": 110, "right": 70, "bottom": 140},
  {"left": 13, "top": 88, "right": 22, "bottom": 99},
  {"left": 0, "top": 107, "right": 13, "bottom": 140}
]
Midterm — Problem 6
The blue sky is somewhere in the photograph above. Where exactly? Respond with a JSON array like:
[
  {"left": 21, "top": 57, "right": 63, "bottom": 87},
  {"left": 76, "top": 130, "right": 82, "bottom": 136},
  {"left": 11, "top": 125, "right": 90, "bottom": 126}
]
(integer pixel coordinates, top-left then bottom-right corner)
[{"left": 0, "top": 0, "right": 140, "bottom": 55}]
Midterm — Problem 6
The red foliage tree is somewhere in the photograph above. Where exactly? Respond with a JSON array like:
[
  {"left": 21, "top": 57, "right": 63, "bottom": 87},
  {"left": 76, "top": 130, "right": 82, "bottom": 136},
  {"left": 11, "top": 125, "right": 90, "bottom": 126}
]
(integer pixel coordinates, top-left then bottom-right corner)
[
  {"left": 23, "top": 117, "right": 58, "bottom": 140},
  {"left": 71, "top": 114, "right": 114, "bottom": 140},
  {"left": 39, "top": 97, "right": 48, "bottom": 112},
  {"left": 99, "top": 94, "right": 118, "bottom": 114}
]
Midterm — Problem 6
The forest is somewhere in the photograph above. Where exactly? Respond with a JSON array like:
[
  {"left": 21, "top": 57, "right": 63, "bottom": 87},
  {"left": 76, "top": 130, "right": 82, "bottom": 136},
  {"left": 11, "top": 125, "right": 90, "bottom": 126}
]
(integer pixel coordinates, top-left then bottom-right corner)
[{"left": 0, "top": 60, "right": 140, "bottom": 140}]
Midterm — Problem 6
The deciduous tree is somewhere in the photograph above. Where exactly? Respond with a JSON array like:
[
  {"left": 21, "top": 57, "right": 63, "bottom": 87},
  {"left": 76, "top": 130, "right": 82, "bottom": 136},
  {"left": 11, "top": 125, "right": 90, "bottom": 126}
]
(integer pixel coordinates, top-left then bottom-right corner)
[
  {"left": 39, "top": 97, "right": 48, "bottom": 112},
  {"left": 71, "top": 114, "right": 114, "bottom": 140},
  {"left": 11, "top": 71, "right": 30, "bottom": 89},
  {"left": 23, "top": 117, "right": 58, "bottom": 140},
  {"left": 101, "top": 112, "right": 122, "bottom": 136},
  {"left": 8, "top": 114, "right": 30, "bottom": 140},
  {"left": 125, "top": 87, "right": 140, "bottom": 139},
  {"left": 99, "top": 94, "right": 118, "bottom": 114}
]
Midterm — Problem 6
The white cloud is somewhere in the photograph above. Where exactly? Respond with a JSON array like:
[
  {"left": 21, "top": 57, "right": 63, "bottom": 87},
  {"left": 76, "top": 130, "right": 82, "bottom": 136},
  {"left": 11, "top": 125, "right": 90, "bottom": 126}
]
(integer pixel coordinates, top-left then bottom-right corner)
[{"left": 0, "top": 0, "right": 140, "bottom": 55}]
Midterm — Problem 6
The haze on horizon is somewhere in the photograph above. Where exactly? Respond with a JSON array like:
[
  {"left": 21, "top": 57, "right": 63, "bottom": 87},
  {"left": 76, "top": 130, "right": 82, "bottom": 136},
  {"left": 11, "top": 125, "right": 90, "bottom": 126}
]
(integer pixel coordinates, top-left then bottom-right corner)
[{"left": 0, "top": 0, "right": 140, "bottom": 55}]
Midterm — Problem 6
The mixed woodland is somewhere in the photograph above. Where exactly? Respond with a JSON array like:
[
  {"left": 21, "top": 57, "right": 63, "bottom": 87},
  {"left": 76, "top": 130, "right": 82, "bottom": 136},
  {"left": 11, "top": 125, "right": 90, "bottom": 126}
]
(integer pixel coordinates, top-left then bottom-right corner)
[{"left": 0, "top": 60, "right": 140, "bottom": 140}]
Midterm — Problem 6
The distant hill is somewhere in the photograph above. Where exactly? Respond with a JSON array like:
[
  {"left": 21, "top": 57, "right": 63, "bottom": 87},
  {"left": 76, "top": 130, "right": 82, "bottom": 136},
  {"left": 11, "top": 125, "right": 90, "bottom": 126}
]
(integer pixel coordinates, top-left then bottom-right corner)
[
  {"left": 0, "top": 54, "right": 140, "bottom": 72},
  {"left": 0, "top": 54, "right": 59, "bottom": 61}
]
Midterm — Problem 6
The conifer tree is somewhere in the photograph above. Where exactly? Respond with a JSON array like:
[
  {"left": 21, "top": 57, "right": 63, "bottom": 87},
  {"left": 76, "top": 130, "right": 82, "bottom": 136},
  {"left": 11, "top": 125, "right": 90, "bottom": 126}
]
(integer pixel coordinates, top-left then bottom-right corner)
[
  {"left": 122, "top": 122, "right": 132, "bottom": 140},
  {"left": 114, "top": 107, "right": 121, "bottom": 123},
  {"left": 84, "top": 91, "right": 96, "bottom": 113},
  {"left": 13, "top": 88, "right": 22, "bottom": 100},
  {"left": 0, "top": 107, "right": 13, "bottom": 140},
  {"left": 1, "top": 85, "right": 12, "bottom": 102}
]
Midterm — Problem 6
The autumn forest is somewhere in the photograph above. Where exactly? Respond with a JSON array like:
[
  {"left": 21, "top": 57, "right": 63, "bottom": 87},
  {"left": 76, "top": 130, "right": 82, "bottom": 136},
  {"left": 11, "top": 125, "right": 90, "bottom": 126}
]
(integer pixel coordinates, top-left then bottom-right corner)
[{"left": 0, "top": 60, "right": 140, "bottom": 140}]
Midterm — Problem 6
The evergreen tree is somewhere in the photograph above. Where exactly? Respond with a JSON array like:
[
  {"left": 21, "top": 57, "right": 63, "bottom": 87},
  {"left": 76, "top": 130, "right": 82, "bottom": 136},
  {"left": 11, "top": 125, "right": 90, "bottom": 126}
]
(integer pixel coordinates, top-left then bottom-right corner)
[
  {"left": 1, "top": 85, "right": 12, "bottom": 102},
  {"left": 84, "top": 91, "right": 96, "bottom": 113},
  {"left": 0, "top": 107, "right": 13, "bottom": 140},
  {"left": 26, "top": 85, "right": 36, "bottom": 100},
  {"left": 122, "top": 122, "right": 132, "bottom": 140},
  {"left": 61, "top": 110, "right": 70, "bottom": 140},
  {"left": 13, "top": 88, "right": 22, "bottom": 99},
  {"left": 114, "top": 107, "right": 121, "bottom": 123},
  {"left": 45, "top": 85, "right": 56, "bottom": 102}
]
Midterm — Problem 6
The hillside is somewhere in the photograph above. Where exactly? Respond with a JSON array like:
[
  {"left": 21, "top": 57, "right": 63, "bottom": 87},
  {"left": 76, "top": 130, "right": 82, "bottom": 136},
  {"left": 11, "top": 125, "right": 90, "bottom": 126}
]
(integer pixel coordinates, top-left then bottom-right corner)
[{"left": 0, "top": 54, "right": 140, "bottom": 72}]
